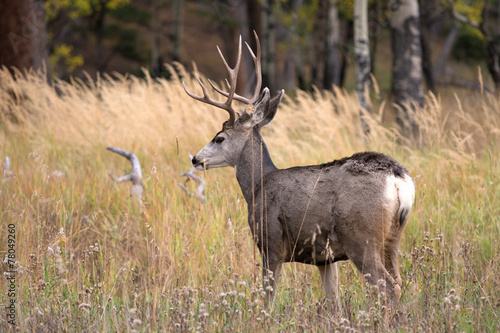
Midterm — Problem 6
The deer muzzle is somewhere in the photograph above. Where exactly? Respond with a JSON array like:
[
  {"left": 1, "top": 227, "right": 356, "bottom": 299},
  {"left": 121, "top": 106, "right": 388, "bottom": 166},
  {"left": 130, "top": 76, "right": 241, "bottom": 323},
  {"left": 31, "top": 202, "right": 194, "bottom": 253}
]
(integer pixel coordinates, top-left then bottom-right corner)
[{"left": 191, "top": 155, "right": 206, "bottom": 171}]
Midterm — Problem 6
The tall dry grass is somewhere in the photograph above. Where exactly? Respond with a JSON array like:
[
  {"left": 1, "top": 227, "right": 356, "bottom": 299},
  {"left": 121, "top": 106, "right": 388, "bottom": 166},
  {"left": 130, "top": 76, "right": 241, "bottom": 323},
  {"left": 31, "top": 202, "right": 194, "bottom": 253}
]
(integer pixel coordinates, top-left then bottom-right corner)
[{"left": 0, "top": 66, "right": 499, "bottom": 332}]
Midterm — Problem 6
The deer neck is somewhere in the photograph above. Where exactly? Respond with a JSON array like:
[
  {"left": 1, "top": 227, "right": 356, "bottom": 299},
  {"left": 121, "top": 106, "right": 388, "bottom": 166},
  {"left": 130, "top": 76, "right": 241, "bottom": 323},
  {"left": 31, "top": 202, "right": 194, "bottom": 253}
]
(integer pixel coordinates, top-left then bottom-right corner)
[{"left": 235, "top": 128, "right": 278, "bottom": 205}]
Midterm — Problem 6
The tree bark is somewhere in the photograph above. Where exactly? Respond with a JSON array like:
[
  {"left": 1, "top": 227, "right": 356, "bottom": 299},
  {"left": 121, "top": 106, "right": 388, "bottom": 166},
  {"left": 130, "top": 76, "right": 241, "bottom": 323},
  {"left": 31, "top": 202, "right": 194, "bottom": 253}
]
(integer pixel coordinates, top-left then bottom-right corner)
[
  {"left": 234, "top": 0, "right": 254, "bottom": 97},
  {"left": 369, "top": 0, "right": 379, "bottom": 75},
  {"left": 169, "top": 0, "right": 185, "bottom": 63},
  {"left": 311, "top": 0, "right": 328, "bottom": 89},
  {"left": 390, "top": 0, "right": 423, "bottom": 137},
  {"left": 354, "top": 0, "right": 371, "bottom": 134},
  {"left": 419, "top": 0, "right": 436, "bottom": 93},
  {"left": 480, "top": 6, "right": 500, "bottom": 91},
  {"left": 151, "top": 0, "right": 163, "bottom": 77},
  {"left": 261, "top": 0, "right": 277, "bottom": 92},
  {"left": 324, "top": 0, "right": 342, "bottom": 89},
  {"left": 354, "top": 0, "right": 371, "bottom": 110},
  {"left": 283, "top": 0, "right": 302, "bottom": 92},
  {"left": 0, "top": 0, "right": 48, "bottom": 74},
  {"left": 247, "top": 0, "right": 262, "bottom": 49},
  {"left": 94, "top": 0, "right": 108, "bottom": 73}
]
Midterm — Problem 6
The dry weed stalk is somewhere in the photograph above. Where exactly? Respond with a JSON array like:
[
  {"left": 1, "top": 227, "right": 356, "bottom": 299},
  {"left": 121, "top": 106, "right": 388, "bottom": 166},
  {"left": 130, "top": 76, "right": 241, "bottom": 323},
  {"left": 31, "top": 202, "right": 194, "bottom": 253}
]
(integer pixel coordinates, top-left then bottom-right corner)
[
  {"left": 2, "top": 156, "right": 13, "bottom": 181},
  {"left": 106, "top": 147, "right": 144, "bottom": 201},
  {"left": 179, "top": 154, "right": 206, "bottom": 203}
]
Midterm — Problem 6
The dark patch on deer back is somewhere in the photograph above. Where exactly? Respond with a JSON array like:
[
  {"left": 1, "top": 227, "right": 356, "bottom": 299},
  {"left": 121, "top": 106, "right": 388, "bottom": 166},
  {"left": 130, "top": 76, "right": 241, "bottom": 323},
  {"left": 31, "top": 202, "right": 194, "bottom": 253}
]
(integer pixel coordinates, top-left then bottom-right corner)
[{"left": 320, "top": 151, "right": 409, "bottom": 178}]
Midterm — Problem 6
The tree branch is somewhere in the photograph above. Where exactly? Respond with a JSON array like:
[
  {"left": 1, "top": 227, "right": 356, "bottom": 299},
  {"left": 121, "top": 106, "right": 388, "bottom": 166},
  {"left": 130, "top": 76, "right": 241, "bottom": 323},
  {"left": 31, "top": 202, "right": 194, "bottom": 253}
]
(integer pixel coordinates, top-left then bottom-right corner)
[
  {"left": 447, "top": 0, "right": 480, "bottom": 29},
  {"left": 179, "top": 154, "right": 206, "bottom": 203},
  {"left": 107, "top": 147, "right": 144, "bottom": 200}
]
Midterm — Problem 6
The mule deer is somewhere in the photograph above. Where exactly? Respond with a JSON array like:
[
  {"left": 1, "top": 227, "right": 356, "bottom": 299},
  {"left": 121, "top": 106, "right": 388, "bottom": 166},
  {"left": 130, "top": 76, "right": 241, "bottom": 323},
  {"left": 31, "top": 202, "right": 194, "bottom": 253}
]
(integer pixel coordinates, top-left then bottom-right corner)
[{"left": 184, "top": 33, "right": 415, "bottom": 308}]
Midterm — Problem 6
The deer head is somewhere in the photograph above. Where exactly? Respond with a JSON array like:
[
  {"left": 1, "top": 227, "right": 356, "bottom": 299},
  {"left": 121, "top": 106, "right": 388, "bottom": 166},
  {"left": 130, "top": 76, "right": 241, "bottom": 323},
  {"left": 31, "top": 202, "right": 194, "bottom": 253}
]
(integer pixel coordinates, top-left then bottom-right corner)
[{"left": 183, "top": 33, "right": 284, "bottom": 171}]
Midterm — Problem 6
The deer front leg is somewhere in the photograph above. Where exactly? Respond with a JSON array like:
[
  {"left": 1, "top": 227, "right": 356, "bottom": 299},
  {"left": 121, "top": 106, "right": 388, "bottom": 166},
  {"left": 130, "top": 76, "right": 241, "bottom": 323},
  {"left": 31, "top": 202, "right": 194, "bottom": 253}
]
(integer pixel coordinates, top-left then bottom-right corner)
[
  {"left": 318, "top": 263, "right": 341, "bottom": 315},
  {"left": 262, "top": 256, "right": 283, "bottom": 308}
]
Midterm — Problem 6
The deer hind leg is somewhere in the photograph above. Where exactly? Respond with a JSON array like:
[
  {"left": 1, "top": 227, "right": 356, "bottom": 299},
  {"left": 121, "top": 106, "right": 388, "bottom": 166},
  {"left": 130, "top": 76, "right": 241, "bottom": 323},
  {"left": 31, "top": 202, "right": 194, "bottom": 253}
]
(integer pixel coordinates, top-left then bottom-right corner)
[
  {"left": 384, "top": 241, "right": 403, "bottom": 303},
  {"left": 342, "top": 239, "right": 400, "bottom": 302},
  {"left": 317, "top": 263, "right": 341, "bottom": 315}
]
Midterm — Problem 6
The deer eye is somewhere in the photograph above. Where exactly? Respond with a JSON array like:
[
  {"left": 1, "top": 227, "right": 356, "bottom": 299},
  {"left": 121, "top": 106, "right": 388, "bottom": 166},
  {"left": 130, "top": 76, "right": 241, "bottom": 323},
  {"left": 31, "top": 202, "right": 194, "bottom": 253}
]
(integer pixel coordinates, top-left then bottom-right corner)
[{"left": 215, "top": 136, "right": 225, "bottom": 144}]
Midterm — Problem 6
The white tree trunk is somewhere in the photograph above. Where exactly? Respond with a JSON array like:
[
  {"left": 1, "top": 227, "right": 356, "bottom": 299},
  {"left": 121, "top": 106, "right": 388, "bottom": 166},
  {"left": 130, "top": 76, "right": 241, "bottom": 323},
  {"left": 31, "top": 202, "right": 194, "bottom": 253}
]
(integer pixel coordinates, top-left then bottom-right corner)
[
  {"left": 354, "top": 0, "right": 370, "bottom": 110},
  {"left": 354, "top": 0, "right": 371, "bottom": 133},
  {"left": 390, "top": 0, "right": 423, "bottom": 136}
]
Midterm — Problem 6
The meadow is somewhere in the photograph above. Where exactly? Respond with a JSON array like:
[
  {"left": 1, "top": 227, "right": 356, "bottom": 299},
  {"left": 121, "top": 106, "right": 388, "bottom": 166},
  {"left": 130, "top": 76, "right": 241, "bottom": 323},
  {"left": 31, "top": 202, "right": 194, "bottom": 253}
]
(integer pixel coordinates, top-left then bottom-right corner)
[{"left": 0, "top": 66, "right": 499, "bottom": 332}]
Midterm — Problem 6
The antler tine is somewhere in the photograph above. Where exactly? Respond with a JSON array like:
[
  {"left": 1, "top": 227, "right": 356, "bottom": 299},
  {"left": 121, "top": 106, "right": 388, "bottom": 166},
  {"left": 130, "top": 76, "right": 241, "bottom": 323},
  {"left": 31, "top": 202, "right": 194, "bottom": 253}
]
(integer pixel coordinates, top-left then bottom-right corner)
[
  {"left": 209, "top": 31, "right": 262, "bottom": 105},
  {"left": 183, "top": 36, "right": 243, "bottom": 127},
  {"left": 243, "top": 31, "right": 262, "bottom": 104}
]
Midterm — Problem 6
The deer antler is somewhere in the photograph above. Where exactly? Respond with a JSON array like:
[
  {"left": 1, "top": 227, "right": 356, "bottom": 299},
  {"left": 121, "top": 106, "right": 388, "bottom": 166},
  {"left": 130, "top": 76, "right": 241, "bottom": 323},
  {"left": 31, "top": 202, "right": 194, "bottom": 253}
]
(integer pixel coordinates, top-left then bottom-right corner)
[
  {"left": 183, "top": 36, "right": 243, "bottom": 128},
  {"left": 209, "top": 31, "right": 262, "bottom": 106}
]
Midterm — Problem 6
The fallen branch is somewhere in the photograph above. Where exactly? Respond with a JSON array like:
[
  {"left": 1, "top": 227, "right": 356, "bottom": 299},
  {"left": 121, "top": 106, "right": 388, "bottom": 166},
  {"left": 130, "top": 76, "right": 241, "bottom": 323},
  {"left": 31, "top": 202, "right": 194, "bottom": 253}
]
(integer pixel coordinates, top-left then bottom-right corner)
[
  {"left": 179, "top": 154, "right": 206, "bottom": 203},
  {"left": 106, "top": 147, "right": 144, "bottom": 200}
]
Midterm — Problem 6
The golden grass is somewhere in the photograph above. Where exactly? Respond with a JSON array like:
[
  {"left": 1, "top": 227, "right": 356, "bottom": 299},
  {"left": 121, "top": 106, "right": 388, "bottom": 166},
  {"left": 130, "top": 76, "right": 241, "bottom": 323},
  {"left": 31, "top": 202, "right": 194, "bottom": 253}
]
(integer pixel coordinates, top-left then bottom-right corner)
[{"left": 0, "top": 66, "right": 499, "bottom": 332}]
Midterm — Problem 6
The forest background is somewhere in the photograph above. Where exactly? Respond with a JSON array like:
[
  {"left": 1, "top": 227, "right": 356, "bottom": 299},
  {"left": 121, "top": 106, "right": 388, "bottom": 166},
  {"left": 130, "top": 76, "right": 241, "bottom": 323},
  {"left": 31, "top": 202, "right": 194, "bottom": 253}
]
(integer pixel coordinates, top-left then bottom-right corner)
[
  {"left": 0, "top": 0, "right": 499, "bottom": 332},
  {"left": 1, "top": 1, "right": 498, "bottom": 96}
]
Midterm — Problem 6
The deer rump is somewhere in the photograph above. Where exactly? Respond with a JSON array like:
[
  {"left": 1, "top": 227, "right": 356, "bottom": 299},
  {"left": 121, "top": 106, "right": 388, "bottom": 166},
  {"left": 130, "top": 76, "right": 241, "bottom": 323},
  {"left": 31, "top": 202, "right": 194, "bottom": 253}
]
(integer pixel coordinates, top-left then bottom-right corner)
[{"left": 251, "top": 151, "right": 414, "bottom": 268}]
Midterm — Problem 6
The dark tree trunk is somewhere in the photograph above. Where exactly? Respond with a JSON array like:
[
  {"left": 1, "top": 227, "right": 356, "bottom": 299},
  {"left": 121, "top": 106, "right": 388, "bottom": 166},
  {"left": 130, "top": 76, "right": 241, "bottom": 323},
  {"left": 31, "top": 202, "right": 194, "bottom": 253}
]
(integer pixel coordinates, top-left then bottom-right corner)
[
  {"left": 311, "top": 0, "right": 328, "bottom": 89},
  {"left": 234, "top": 0, "right": 254, "bottom": 96},
  {"left": 247, "top": 0, "right": 262, "bottom": 49},
  {"left": 480, "top": 6, "right": 500, "bottom": 91},
  {"left": 283, "top": 0, "right": 302, "bottom": 92},
  {"left": 390, "top": 0, "right": 423, "bottom": 137},
  {"left": 339, "top": 21, "right": 353, "bottom": 88},
  {"left": 419, "top": 0, "right": 436, "bottom": 93},
  {"left": 420, "top": 28, "right": 435, "bottom": 93},
  {"left": 369, "top": 0, "right": 379, "bottom": 75},
  {"left": 169, "top": 0, "right": 184, "bottom": 63},
  {"left": 261, "top": 0, "right": 277, "bottom": 92},
  {"left": 324, "top": 0, "right": 342, "bottom": 89},
  {"left": 0, "top": 0, "right": 48, "bottom": 74},
  {"left": 151, "top": 0, "right": 163, "bottom": 77},
  {"left": 484, "top": 37, "right": 500, "bottom": 90},
  {"left": 95, "top": 0, "right": 108, "bottom": 73}
]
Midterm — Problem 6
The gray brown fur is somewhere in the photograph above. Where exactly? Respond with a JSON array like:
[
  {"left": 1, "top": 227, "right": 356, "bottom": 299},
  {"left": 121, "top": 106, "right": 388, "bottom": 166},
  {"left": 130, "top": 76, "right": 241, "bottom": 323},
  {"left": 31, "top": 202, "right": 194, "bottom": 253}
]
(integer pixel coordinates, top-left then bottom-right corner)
[
  {"left": 191, "top": 89, "right": 415, "bottom": 309},
  {"left": 186, "top": 35, "right": 415, "bottom": 310}
]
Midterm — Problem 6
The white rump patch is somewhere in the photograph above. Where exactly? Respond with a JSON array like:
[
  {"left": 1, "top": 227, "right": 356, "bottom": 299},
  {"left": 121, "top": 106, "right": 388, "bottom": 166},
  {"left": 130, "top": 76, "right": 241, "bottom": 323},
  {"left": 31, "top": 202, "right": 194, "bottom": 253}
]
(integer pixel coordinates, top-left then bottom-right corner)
[{"left": 385, "top": 174, "right": 416, "bottom": 226}]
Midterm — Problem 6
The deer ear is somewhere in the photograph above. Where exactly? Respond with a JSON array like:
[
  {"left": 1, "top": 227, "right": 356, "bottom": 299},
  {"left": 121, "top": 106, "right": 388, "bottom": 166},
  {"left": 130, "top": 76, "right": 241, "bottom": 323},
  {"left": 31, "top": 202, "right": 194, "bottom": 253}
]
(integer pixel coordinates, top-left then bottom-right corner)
[{"left": 253, "top": 88, "right": 284, "bottom": 128}]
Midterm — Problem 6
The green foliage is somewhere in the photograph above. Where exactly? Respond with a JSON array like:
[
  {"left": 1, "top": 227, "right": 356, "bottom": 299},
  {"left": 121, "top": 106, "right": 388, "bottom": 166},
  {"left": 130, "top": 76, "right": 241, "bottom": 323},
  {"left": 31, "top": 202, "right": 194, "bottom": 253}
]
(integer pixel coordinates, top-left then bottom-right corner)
[
  {"left": 276, "top": 0, "right": 319, "bottom": 34},
  {"left": 45, "top": 0, "right": 130, "bottom": 20},
  {"left": 452, "top": 26, "right": 486, "bottom": 62},
  {"left": 109, "top": 2, "right": 151, "bottom": 26},
  {"left": 455, "top": 0, "right": 484, "bottom": 23},
  {"left": 49, "top": 44, "right": 84, "bottom": 77},
  {"left": 105, "top": 25, "right": 149, "bottom": 62},
  {"left": 338, "top": 0, "right": 354, "bottom": 21}
]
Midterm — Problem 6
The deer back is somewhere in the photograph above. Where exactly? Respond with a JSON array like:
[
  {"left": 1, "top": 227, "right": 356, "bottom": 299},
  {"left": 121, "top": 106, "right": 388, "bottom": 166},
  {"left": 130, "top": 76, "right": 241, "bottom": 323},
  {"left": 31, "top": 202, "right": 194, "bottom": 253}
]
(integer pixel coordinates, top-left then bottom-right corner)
[{"left": 250, "top": 152, "right": 414, "bottom": 266}]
